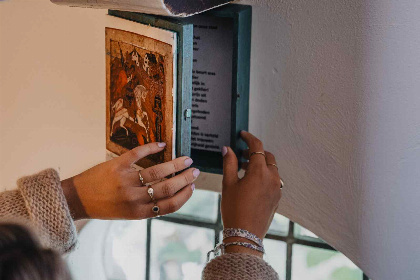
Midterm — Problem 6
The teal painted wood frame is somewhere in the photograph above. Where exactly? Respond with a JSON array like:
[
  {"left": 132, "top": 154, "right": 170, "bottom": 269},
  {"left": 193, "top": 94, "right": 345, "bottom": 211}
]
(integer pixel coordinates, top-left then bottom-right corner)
[
  {"left": 108, "top": 5, "right": 251, "bottom": 174},
  {"left": 108, "top": 10, "right": 194, "bottom": 159},
  {"left": 189, "top": 4, "right": 252, "bottom": 174}
]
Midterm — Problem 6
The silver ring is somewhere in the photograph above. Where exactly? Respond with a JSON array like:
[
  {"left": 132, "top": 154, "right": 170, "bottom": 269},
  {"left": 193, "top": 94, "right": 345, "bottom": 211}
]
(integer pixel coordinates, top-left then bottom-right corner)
[
  {"left": 138, "top": 170, "right": 145, "bottom": 185},
  {"left": 280, "top": 179, "right": 285, "bottom": 189},
  {"left": 152, "top": 204, "right": 160, "bottom": 215},
  {"left": 250, "top": 151, "right": 266, "bottom": 158},
  {"left": 147, "top": 186, "right": 155, "bottom": 202},
  {"left": 267, "top": 163, "right": 278, "bottom": 170}
]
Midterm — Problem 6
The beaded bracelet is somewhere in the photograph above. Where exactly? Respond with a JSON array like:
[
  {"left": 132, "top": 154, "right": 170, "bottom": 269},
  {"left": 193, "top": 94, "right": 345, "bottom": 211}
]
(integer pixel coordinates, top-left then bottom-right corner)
[
  {"left": 223, "top": 228, "right": 263, "bottom": 247},
  {"left": 207, "top": 241, "right": 265, "bottom": 262},
  {"left": 222, "top": 241, "right": 265, "bottom": 254},
  {"left": 207, "top": 228, "right": 265, "bottom": 261}
]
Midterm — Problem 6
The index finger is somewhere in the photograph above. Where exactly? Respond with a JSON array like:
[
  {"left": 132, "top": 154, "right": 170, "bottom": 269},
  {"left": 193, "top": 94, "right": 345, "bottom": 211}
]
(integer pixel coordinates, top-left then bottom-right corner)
[
  {"left": 240, "top": 131, "right": 266, "bottom": 166},
  {"left": 118, "top": 142, "right": 167, "bottom": 167}
]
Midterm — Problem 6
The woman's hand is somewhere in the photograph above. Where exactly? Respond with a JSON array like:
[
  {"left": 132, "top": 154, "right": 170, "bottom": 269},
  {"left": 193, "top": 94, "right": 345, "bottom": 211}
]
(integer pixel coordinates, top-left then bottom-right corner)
[
  {"left": 221, "top": 131, "right": 282, "bottom": 257},
  {"left": 61, "top": 142, "right": 200, "bottom": 220}
]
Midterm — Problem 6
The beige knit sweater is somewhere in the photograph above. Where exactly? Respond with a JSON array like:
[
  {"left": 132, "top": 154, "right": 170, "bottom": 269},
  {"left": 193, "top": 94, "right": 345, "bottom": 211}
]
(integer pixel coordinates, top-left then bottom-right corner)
[{"left": 0, "top": 169, "right": 279, "bottom": 279}]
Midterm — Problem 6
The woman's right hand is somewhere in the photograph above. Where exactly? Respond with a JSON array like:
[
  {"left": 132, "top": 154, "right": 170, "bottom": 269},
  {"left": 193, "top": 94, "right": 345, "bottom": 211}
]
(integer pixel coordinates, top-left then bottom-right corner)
[
  {"left": 221, "top": 131, "right": 283, "bottom": 256},
  {"left": 61, "top": 142, "right": 200, "bottom": 220}
]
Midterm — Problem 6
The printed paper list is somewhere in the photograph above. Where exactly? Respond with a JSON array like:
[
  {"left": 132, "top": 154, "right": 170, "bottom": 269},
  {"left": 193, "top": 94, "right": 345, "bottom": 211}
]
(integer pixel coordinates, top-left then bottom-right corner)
[{"left": 190, "top": 17, "right": 233, "bottom": 152}]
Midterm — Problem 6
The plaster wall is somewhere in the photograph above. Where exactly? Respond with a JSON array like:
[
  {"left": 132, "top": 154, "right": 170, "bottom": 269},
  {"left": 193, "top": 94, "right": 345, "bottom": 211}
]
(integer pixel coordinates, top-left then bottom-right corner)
[
  {"left": 239, "top": 0, "right": 420, "bottom": 279},
  {"left": 1, "top": 0, "right": 420, "bottom": 279}
]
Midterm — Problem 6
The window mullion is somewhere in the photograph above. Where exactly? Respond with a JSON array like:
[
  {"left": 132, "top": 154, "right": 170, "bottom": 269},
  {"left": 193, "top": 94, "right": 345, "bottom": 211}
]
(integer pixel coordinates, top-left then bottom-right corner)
[
  {"left": 145, "top": 219, "right": 152, "bottom": 280},
  {"left": 215, "top": 194, "right": 223, "bottom": 247},
  {"left": 286, "top": 221, "right": 294, "bottom": 280}
]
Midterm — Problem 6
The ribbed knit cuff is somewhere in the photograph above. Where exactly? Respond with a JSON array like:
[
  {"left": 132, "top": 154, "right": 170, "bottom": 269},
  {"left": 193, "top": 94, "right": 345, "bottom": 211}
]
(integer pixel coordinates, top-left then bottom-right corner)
[
  {"left": 202, "top": 253, "right": 279, "bottom": 280},
  {"left": 17, "top": 168, "right": 77, "bottom": 253}
]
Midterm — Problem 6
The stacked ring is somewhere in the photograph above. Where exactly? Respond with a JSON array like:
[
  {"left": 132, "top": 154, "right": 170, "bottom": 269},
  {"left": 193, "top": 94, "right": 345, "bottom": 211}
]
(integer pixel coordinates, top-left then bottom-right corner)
[
  {"left": 250, "top": 151, "right": 266, "bottom": 158},
  {"left": 138, "top": 171, "right": 145, "bottom": 185},
  {"left": 147, "top": 186, "right": 155, "bottom": 202},
  {"left": 152, "top": 204, "right": 160, "bottom": 215},
  {"left": 147, "top": 186, "right": 160, "bottom": 216},
  {"left": 250, "top": 151, "right": 284, "bottom": 190},
  {"left": 267, "top": 163, "right": 278, "bottom": 170}
]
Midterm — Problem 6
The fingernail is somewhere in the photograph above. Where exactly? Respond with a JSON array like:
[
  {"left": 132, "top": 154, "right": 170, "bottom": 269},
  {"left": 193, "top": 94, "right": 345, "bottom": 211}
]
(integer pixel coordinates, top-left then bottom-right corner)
[
  {"left": 185, "top": 158, "right": 193, "bottom": 167},
  {"left": 191, "top": 183, "right": 195, "bottom": 191},
  {"left": 222, "top": 146, "right": 228, "bottom": 157},
  {"left": 193, "top": 169, "right": 200, "bottom": 178},
  {"left": 157, "top": 142, "right": 166, "bottom": 148}
]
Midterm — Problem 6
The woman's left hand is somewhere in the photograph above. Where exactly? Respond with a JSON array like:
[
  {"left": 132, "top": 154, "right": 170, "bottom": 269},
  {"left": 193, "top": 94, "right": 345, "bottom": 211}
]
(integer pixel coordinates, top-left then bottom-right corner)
[{"left": 61, "top": 142, "right": 199, "bottom": 220}]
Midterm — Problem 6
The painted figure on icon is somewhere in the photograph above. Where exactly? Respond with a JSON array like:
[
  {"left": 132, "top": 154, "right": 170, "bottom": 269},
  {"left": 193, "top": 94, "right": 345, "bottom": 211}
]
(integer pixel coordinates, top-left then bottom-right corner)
[
  {"left": 153, "top": 96, "right": 163, "bottom": 143},
  {"left": 109, "top": 41, "right": 165, "bottom": 150}
]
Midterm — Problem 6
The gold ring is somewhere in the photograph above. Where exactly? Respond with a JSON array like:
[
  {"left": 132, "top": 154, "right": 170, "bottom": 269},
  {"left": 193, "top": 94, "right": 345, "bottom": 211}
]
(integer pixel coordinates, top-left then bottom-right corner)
[
  {"left": 147, "top": 186, "right": 155, "bottom": 202},
  {"left": 250, "top": 151, "right": 266, "bottom": 158},
  {"left": 280, "top": 179, "right": 285, "bottom": 189},
  {"left": 267, "top": 163, "right": 278, "bottom": 170},
  {"left": 152, "top": 203, "right": 160, "bottom": 216},
  {"left": 138, "top": 170, "right": 145, "bottom": 185}
]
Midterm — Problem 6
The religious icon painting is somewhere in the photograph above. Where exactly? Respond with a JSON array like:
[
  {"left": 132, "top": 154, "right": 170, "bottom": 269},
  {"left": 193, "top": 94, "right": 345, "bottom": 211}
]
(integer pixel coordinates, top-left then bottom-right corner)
[{"left": 105, "top": 16, "right": 177, "bottom": 168}]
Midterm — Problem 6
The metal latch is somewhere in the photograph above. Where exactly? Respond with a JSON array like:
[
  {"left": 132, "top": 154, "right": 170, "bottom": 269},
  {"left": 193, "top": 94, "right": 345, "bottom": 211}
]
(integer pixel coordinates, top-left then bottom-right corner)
[{"left": 184, "top": 109, "right": 192, "bottom": 120}]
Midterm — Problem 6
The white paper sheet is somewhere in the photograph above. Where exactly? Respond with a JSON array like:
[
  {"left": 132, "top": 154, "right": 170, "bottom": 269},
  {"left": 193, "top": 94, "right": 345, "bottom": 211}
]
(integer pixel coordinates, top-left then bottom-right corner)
[{"left": 189, "top": 16, "right": 234, "bottom": 153}]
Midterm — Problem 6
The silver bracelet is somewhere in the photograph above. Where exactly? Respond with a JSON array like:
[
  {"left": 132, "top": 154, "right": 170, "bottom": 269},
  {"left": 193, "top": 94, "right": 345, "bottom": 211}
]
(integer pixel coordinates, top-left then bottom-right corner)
[
  {"left": 223, "top": 228, "right": 263, "bottom": 247},
  {"left": 207, "top": 241, "right": 265, "bottom": 262}
]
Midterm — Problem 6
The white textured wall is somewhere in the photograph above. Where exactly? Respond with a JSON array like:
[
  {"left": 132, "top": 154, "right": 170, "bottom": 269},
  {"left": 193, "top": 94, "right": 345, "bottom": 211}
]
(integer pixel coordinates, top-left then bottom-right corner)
[
  {"left": 240, "top": 0, "right": 420, "bottom": 279},
  {"left": 1, "top": 0, "right": 420, "bottom": 279}
]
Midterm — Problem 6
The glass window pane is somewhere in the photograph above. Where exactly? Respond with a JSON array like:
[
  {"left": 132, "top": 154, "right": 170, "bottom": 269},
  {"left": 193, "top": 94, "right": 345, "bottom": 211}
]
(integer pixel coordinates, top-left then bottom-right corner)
[
  {"left": 151, "top": 220, "right": 215, "bottom": 280},
  {"left": 292, "top": 245, "right": 363, "bottom": 280},
  {"left": 294, "top": 223, "right": 319, "bottom": 239},
  {"left": 268, "top": 213, "right": 289, "bottom": 234},
  {"left": 174, "top": 190, "right": 219, "bottom": 222},
  {"left": 66, "top": 220, "right": 147, "bottom": 280},
  {"left": 264, "top": 239, "right": 287, "bottom": 278}
]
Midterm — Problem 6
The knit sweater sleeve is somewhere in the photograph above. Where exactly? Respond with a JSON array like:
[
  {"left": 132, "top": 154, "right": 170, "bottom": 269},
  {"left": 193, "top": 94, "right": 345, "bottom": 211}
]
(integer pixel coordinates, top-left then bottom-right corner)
[
  {"left": 0, "top": 169, "right": 77, "bottom": 253},
  {"left": 202, "top": 253, "right": 279, "bottom": 280}
]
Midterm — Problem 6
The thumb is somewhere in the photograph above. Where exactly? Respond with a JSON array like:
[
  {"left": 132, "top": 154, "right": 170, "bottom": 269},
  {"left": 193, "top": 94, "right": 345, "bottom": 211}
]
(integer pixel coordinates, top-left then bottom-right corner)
[{"left": 222, "top": 146, "right": 239, "bottom": 187}]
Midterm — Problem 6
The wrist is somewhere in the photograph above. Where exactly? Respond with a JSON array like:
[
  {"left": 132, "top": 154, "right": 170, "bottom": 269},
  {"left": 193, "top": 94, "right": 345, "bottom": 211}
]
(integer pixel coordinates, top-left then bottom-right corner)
[{"left": 61, "top": 177, "right": 88, "bottom": 220}]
